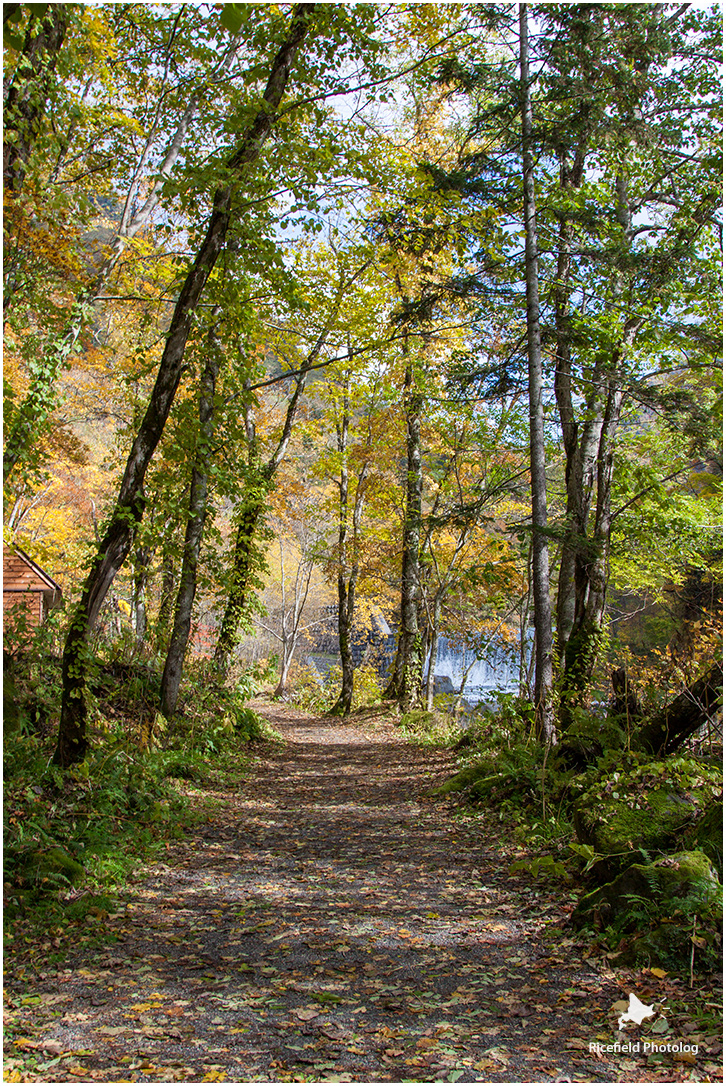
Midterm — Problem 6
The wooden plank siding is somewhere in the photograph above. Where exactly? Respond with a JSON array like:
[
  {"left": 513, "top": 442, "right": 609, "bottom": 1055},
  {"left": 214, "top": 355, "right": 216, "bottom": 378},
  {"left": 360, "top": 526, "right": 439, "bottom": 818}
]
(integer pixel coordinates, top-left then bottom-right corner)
[{"left": 3, "top": 544, "right": 62, "bottom": 637}]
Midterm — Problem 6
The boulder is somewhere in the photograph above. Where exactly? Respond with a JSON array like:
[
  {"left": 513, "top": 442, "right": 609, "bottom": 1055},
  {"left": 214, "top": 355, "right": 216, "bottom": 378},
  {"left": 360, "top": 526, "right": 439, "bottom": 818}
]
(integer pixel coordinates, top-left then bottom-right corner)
[
  {"left": 572, "top": 849, "right": 719, "bottom": 931},
  {"left": 684, "top": 799, "right": 723, "bottom": 879},
  {"left": 572, "top": 756, "right": 722, "bottom": 874}
]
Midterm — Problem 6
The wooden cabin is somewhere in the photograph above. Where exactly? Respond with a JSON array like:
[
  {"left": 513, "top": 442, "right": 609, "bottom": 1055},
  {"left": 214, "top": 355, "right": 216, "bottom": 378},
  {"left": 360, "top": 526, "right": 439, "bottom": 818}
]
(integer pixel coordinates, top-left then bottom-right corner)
[{"left": 3, "top": 543, "right": 63, "bottom": 637}]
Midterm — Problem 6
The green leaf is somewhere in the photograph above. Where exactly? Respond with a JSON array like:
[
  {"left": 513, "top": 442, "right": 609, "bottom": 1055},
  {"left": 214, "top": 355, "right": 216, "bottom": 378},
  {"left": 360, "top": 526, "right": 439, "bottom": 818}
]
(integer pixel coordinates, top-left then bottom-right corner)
[
  {"left": 3, "top": 30, "right": 24, "bottom": 51},
  {"left": 220, "top": 5, "right": 245, "bottom": 34}
]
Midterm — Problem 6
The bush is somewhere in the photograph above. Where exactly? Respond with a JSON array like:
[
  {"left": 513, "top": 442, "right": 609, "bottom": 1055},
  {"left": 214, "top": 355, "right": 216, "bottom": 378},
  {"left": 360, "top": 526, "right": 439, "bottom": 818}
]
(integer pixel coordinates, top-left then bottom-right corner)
[
  {"left": 287, "top": 662, "right": 383, "bottom": 714},
  {"left": 4, "top": 727, "right": 194, "bottom": 916}
]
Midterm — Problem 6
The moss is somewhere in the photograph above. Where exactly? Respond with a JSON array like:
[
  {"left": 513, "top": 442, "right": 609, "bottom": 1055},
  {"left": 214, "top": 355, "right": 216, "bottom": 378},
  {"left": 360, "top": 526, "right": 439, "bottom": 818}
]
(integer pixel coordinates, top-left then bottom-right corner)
[
  {"left": 429, "top": 760, "right": 490, "bottom": 796},
  {"left": 688, "top": 800, "right": 723, "bottom": 879},
  {"left": 573, "top": 756, "right": 722, "bottom": 873},
  {"left": 573, "top": 849, "right": 719, "bottom": 929}
]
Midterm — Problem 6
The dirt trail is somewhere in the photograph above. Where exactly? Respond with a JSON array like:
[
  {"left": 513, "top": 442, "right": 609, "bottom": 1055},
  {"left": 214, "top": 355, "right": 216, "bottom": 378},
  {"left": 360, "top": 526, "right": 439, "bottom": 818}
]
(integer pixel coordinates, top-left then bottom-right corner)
[{"left": 4, "top": 706, "right": 697, "bottom": 1083}]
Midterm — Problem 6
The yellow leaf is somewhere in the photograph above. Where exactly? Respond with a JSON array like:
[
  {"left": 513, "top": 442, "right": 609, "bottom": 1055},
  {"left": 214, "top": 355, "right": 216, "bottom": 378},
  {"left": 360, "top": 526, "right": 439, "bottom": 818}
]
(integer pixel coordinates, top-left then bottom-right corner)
[{"left": 650, "top": 967, "right": 668, "bottom": 978}]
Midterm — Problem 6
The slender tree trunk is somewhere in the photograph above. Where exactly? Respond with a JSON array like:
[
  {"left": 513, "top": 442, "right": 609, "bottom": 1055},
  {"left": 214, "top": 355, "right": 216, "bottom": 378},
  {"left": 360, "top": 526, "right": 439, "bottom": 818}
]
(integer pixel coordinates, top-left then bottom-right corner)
[
  {"left": 382, "top": 293, "right": 424, "bottom": 710},
  {"left": 132, "top": 545, "right": 150, "bottom": 650},
  {"left": 274, "top": 635, "right": 293, "bottom": 697},
  {"left": 425, "top": 595, "right": 442, "bottom": 712},
  {"left": 155, "top": 553, "right": 176, "bottom": 649},
  {"left": 54, "top": 5, "right": 316, "bottom": 766},
  {"left": 160, "top": 319, "right": 223, "bottom": 716},
  {"left": 520, "top": 4, "right": 555, "bottom": 746},
  {"left": 398, "top": 353, "right": 424, "bottom": 711},
  {"left": 328, "top": 384, "right": 367, "bottom": 718},
  {"left": 555, "top": 172, "right": 643, "bottom": 724}
]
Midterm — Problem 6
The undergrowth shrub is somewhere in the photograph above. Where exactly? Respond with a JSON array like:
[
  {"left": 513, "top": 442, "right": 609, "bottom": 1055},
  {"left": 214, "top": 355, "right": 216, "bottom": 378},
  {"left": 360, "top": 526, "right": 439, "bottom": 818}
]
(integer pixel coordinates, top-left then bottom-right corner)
[
  {"left": 397, "top": 708, "right": 462, "bottom": 747},
  {"left": 3, "top": 726, "right": 194, "bottom": 920},
  {"left": 288, "top": 663, "right": 383, "bottom": 714}
]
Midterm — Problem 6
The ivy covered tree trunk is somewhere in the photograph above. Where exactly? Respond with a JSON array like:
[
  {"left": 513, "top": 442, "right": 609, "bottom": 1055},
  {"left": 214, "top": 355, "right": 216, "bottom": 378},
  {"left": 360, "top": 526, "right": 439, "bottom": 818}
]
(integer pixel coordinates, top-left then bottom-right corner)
[
  {"left": 3, "top": 5, "right": 69, "bottom": 196},
  {"left": 160, "top": 319, "right": 222, "bottom": 717},
  {"left": 329, "top": 386, "right": 367, "bottom": 718},
  {"left": 213, "top": 489, "right": 267, "bottom": 676},
  {"left": 54, "top": 5, "right": 315, "bottom": 766},
  {"left": 520, "top": 4, "right": 555, "bottom": 746},
  {"left": 212, "top": 284, "right": 348, "bottom": 678}
]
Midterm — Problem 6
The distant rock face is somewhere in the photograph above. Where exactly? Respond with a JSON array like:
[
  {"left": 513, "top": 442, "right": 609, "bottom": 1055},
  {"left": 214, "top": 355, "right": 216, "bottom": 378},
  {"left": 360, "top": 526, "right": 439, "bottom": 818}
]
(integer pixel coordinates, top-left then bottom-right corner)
[{"left": 572, "top": 756, "right": 723, "bottom": 875}]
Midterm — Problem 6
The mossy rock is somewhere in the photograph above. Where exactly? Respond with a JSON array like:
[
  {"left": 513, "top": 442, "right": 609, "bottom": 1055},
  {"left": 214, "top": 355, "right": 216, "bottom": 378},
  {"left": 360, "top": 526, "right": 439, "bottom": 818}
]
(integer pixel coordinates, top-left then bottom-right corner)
[
  {"left": 572, "top": 849, "right": 719, "bottom": 930},
  {"left": 21, "top": 847, "right": 85, "bottom": 889},
  {"left": 573, "top": 849, "right": 722, "bottom": 971},
  {"left": 573, "top": 756, "right": 722, "bottom": 874},
  {"left": 429, "top": 760, "right": 491, "bottom": 796},
  {"left": 684, "top": 799, "right": 723, "bottom": 879}
]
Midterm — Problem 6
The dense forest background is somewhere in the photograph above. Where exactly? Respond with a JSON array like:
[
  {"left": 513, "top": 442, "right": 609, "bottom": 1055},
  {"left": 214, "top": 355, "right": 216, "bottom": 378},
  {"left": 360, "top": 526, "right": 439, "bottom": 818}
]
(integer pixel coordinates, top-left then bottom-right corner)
[{"left": 3, "top": 0, "right": 723, "bottom": 994}]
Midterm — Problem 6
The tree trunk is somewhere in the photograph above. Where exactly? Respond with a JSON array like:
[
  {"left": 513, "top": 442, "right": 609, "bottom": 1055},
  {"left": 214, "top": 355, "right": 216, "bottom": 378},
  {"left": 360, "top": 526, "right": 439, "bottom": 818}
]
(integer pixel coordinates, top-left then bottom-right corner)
[
  {"left": 425, "top": 595, "right": 442, "bottom": 712},
  {"left": 636, "top": 664, "right": 722, "bottom": 756},
  {"left": 132, "top": 545, "right": 150, "bottom": 650},
  {"left": 212, "top": 284, "right": 347, "bottom": 678},
  {"left": 274, "top": 629, "right": 294, "bottom": 697},
  {"left": 54, "top": 5, "right": 316, "bottom": 766},
  {"left": 520, "top": 4, "right": 555, "bottom": 746},
  {"left": 160, "top": 319, "right": 222, "bottom": 716},
  {"left": 155, "top": 553, "right": 176, "bottom": 650},
  {"left": 213, "top": 494, "right": 266, "bottom": 675},
  {"left": 328, "top": 387, "right": 366, "bottom": 718},
  {"left": 3, "top": 5, "right": 68, "bottom": 195},
  {"left": 398, "top": 352, "right": 424, "bottom": 712},
  {"left": 335, "top": 575, "right": 356, "bottom": 716}
]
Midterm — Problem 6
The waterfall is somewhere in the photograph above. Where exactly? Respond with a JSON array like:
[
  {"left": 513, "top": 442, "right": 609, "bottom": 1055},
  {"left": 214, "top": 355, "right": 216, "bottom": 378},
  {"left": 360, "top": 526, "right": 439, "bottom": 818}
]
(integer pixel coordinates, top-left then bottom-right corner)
[{"left": 427, "top": 634, "right": 533, "bottom": 703}]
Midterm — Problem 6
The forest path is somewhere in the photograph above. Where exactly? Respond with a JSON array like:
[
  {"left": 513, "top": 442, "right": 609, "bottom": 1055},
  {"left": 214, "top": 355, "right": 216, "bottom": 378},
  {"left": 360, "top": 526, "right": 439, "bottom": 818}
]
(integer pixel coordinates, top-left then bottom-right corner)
[{"left": 6, "top": 705, "right": 683, "bottom": 1083}]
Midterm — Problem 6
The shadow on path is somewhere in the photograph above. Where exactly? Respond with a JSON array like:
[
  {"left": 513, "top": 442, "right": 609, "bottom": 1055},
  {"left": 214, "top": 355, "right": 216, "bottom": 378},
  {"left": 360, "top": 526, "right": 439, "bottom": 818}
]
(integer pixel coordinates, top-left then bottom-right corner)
[{"left": 6, "top": 706, "right": 643, "bottom": 1082}]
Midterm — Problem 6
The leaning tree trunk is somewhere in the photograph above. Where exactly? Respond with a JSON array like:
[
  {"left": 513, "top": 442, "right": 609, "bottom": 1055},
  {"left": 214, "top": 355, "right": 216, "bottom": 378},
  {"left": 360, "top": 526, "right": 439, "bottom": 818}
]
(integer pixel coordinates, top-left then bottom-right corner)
[
  {"left": 520, "top": 4, "right": 555, "bottom": 745},
  {"left": 160, "top": 319, "right": 222, "bottom": 717},
  {"left": 54, "top": 5, "right": 316, "bottom": 766},
  {"left": 636, "top": 663, "right": 722, "bottom": 756}
]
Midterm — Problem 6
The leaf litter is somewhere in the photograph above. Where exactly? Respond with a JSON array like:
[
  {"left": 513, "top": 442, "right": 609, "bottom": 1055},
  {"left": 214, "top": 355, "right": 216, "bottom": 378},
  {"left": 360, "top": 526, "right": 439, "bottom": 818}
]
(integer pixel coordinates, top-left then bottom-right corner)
[{"left": 4, "top": 702, "right": 722, "bottom": 1083}]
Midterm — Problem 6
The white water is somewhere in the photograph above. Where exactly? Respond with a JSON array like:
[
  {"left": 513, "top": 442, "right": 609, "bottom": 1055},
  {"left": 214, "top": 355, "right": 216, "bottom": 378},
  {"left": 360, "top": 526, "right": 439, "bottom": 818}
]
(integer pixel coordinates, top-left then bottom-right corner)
[{"left": 428, "top": 635, "right": 532, "bottom": 702}]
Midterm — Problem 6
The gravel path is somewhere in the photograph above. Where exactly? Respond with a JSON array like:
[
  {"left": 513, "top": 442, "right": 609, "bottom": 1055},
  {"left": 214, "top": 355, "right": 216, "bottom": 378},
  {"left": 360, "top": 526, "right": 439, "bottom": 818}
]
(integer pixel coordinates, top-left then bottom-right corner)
[{"left": 4, "top": 704, "right": 710, "bottom": 1083}]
